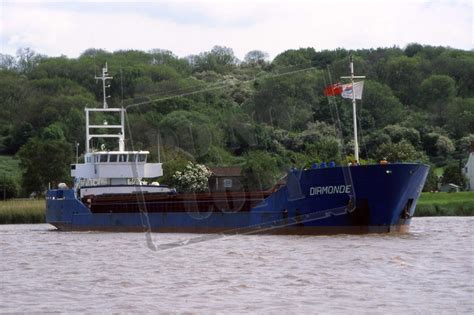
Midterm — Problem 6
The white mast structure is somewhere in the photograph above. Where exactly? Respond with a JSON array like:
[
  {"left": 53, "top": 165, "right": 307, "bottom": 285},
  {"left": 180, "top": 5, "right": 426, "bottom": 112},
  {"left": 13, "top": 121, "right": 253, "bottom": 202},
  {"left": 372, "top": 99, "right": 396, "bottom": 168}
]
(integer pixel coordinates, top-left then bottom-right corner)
[
  {"left": 95, "top": 62, "right": 113, "bottom": 109},
  {"left": 87, "top": 63, "right": 123, "bottom": 154},
  {"left": 71, "top": 63, "right": 165, "bottom": 197},
  {"left": 341, "top": 54, "right": 365, "bottom": 163}
]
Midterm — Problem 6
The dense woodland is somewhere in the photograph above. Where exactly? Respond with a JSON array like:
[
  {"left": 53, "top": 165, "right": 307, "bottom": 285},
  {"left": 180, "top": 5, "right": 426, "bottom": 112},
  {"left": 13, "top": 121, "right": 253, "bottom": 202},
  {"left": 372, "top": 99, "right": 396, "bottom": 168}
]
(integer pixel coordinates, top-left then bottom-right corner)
[{"left": 0, "top": 44, "right": 473, "bottom": 197}]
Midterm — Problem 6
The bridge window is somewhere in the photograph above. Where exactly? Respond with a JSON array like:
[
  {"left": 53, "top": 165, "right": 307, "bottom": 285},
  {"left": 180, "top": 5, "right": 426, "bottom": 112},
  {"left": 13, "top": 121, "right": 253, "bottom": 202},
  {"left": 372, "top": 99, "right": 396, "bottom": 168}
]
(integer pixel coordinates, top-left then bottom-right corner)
[
  {"left": 100, "top": 154, "right": 108, "bottom": 162},
  {"left": 128, "top": 154, "right": 136, "bottom": 162},
  {"left": 119, "top": 154, "right": 127, "bottom": 162},
  {"left": 109, "top": 154, "right": 118, "bottom": 162},
  {"left": 138, "top": 154, "right": 146, "bottom": 162}
]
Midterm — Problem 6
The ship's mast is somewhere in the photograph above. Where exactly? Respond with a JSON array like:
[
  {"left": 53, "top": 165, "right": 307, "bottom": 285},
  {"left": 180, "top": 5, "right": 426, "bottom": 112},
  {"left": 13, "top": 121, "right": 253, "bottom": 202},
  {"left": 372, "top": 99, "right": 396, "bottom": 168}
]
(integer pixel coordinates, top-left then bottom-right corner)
[
  {"left": 341, "top": 54, "right": 365, "bottom": 163},
  {"left": 95, "top": 62, "right": 113, "bottom": 109},
  {"left": 86, "top": 63, "right": 125, "bottom": 153}
]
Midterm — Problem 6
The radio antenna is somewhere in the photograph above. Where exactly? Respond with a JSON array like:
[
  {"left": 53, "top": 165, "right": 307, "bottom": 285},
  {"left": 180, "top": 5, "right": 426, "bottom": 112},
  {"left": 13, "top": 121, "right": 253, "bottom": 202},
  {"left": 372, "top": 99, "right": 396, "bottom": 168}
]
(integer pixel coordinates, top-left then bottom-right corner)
[{"left": 95, "top": 62, "right": 113, "bottom": 108}]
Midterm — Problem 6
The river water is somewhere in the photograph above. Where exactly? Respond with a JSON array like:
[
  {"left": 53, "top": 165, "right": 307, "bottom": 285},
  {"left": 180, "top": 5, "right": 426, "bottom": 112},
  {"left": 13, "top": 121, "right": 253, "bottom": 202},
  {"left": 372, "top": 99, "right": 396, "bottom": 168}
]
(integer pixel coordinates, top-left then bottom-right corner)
[{"left": 0, "top": 217, "right": 472, "bottom": 313}]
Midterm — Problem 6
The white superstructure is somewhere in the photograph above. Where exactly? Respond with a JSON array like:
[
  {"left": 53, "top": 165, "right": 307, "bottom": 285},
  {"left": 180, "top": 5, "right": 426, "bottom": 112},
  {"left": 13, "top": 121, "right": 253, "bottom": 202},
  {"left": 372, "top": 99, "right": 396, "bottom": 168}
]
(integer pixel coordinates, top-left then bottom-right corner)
[
  {"left": 73, "top": 151, "right": 161, "bottom": 181},
  {"left": 71, "top": 64, "right": 167, "bottom": 197},
  {"left": 463, "top": 142, "right": 474, "bottom": 191}
]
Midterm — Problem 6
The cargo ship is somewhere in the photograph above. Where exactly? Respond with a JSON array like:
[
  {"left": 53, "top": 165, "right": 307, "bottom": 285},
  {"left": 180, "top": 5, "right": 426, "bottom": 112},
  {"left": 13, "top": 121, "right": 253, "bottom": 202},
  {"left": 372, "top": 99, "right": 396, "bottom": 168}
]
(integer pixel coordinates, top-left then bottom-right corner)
[{"left": 46, "top": 60, "right": 429, "bottom": 234}]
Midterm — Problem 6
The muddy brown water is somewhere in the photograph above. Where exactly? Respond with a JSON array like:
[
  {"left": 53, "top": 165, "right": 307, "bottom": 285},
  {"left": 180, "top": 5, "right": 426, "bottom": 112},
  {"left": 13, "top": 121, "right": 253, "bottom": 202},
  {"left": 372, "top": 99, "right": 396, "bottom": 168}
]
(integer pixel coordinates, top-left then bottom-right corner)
[{"left": 0, "top": 217, "right": 472, "bottom": 313}]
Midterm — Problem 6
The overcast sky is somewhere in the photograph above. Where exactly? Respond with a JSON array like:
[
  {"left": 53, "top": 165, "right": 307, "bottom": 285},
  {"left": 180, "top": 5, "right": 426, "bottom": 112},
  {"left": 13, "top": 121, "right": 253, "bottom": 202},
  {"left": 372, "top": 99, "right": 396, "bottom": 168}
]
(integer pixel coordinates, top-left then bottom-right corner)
[{"left": 0, "top": 0, "right": 472, "bottom": 60}]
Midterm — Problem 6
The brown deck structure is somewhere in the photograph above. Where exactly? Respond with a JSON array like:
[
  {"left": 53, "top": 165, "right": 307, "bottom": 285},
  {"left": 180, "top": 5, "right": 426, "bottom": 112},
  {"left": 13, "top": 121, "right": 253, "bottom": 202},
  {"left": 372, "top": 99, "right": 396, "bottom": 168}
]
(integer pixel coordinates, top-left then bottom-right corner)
[{"left": 84, "top": 190, "right": 272, "bottom": 214}]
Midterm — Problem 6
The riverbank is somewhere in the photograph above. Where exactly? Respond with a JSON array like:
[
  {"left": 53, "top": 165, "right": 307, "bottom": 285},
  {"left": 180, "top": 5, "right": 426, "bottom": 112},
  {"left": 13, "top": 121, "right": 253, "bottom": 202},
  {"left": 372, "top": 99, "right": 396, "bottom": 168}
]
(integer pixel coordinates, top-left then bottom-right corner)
[
  {"left": 0, "top": 199, "right": 45, "bottom": 224},
  {"left": 0, "top": 192, "right": 473, "bottom": 224},
  {"left": 416, "top": 191, "right": 474, "bottom": 216}
]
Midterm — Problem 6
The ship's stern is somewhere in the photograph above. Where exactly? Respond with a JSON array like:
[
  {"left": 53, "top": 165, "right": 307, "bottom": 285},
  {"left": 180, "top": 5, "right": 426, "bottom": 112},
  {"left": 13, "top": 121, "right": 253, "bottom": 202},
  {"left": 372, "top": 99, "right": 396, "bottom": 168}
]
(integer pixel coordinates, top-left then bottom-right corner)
[{"left": 46, "top": 189, "right": 90, "bottom": 230}]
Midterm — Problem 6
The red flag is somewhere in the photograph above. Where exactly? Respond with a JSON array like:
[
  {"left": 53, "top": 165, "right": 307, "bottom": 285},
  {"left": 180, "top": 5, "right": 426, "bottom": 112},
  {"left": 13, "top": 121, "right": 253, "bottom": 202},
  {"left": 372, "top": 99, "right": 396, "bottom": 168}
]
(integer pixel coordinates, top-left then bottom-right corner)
[{"left": 324, "top": 83, "right": 342, "bottom": 96}]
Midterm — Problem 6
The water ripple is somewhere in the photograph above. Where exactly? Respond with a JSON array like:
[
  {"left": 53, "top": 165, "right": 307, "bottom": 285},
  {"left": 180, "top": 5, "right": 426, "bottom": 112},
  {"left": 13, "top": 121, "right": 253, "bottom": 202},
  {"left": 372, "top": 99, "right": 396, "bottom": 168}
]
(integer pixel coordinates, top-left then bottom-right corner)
[{"left": 0, "top": 217, "right": 472, "bottom": 313}]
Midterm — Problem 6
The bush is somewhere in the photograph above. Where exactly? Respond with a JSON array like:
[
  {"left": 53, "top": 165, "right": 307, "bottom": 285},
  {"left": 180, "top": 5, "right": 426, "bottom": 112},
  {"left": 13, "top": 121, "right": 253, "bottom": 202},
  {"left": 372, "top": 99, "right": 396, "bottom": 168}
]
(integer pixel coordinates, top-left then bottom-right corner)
[{"left": 171, "top": 161, "right": 212, "bottom": 193}]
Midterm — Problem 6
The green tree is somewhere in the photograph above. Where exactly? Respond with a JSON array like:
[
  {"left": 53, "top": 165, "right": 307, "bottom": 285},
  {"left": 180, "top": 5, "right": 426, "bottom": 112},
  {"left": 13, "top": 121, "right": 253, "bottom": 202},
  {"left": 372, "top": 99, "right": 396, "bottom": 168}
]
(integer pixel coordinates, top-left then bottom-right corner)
[
  {"left": 362, "top": 80, "right": 405, "bottom": 127},
  {"left": 241, "top": 150, "right": 281, "bottom": 190},
  {"left": 445, "top": 98, "right": 474, "bottom": 138},
  {"left": 383, "top": 124, "right": 421, "bottom": 147},
  {"left": 192, "top": 46, "right": 238, "bottom": 74},
  {"left": 441, "top": 163, "right": 466, "bottom": 187},
  {"left": 0, "top": 176, "right": 20, "bottom": 199},
  {"left": 0, "top": 70, "right": 33, "bottom": 137},
  {"left": 158, "top": 110, "right": 221, "bottom": 160},
  {"left": 0, "top": 54, "right": 16, "bottom": 70},
  {"left": 419, "top": 75, "right": 456, "bottom": 105},
  {"left": 363, "top": 130, "right": 392, "bottom": 157},
  {"left": 244, "top": 50, "right": 269, "bottom": 66},
  {"left": 272, "top": 47, "right": 317, "bottom": 67},
  {"left": 422, "top": 132, "right": 441, "bottom": 156},
  {"left": 419, "top": 75, "right": 456, "bottom": 122},
  {"left": 454, "top": 134, "right": 474, "bottom": 160},
  {"left": 422, "top": 132, "right": 455, "bottom": 162},
  {"left": 434, "top": 135, "right": 455, "bottom": 158},
  {"left": 376, "top": 140, "right": 426, "bottom": 162},
  {"left": 404, "top": 43, "right": 424, "bottom": 58},
  {"left": 18, "top": 125, "right": 72, "bottom": 195},
  {"left": 2, "top": 122, "right": 34, "bottom": 154},
  {"left": 383, "top": 55, "right": 422, "bottom": 105},
  {"left": 249, "top": 72, "right": 320, "bottom": 130},
  {"left": 305, "top": 138, "right": 341, "bottom": 163},
  {"left": 16, "top": 48, "right": 45, "bottom": 74},
  {"left": 158, "top": 148, "right": 192, "bottom": 186},
  {"left": 433, "top": 50, "right": 474, "bottom": 97},
  {"left": 422, "top": 167, "right": 439, "bottom": 192}
]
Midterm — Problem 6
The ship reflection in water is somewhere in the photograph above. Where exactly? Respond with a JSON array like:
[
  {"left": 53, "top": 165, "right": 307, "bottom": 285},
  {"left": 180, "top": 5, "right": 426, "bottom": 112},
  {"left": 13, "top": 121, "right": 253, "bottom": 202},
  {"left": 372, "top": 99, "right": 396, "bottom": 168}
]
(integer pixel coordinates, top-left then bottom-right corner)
[{"left": 1, "top": 217, "right": 472, "bottom": 313}]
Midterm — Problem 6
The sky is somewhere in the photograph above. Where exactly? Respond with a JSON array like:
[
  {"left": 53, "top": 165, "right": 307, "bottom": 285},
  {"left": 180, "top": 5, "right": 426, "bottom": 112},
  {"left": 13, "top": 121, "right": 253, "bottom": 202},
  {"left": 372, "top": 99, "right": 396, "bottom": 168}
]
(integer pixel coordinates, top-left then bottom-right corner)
[{"left": 0, "top": 0, "right": 472, "bottom": 60}]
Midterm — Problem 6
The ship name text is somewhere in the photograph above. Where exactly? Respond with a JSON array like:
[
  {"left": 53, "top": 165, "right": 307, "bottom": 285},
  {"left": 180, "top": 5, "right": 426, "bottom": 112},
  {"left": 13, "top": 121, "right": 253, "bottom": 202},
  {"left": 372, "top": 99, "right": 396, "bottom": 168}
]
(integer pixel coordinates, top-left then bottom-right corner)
[{"left": 309, "top": 185, "right": 352, "bottom": 196}]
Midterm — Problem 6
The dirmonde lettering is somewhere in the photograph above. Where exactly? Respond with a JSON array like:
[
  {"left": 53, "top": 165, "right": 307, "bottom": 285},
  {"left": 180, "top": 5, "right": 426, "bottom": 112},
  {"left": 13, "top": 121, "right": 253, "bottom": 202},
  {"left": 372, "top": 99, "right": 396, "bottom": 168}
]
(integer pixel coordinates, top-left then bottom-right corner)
[{"left": 309, "top": 185, "right": 352, "bottom": 196}]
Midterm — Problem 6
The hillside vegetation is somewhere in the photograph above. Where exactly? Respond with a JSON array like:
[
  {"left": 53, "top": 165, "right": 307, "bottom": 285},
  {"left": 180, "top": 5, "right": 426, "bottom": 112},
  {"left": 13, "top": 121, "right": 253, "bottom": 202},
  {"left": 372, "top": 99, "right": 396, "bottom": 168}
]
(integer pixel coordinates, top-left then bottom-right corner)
[{"left": 0, "top": 44, "right": 473, "bottom": 196}]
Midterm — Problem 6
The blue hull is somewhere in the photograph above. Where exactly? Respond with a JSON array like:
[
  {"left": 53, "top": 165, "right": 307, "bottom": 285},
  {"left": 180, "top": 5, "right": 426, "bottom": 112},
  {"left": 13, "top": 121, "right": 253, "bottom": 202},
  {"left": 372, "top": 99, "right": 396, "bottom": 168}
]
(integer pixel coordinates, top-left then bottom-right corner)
[{"left": 46, "top": 163, "right": 429, "bottom": 234}]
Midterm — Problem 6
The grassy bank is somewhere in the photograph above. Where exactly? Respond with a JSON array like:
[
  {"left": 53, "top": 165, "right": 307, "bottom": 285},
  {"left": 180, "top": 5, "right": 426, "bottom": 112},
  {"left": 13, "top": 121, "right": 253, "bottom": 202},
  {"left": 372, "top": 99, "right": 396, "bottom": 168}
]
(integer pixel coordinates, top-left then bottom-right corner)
[
  {"left": 0, "top": 199, "right": 45, "bottom": 224},
  {"left": 415, "top": 192, "right": 474, "bottom": 216}
]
